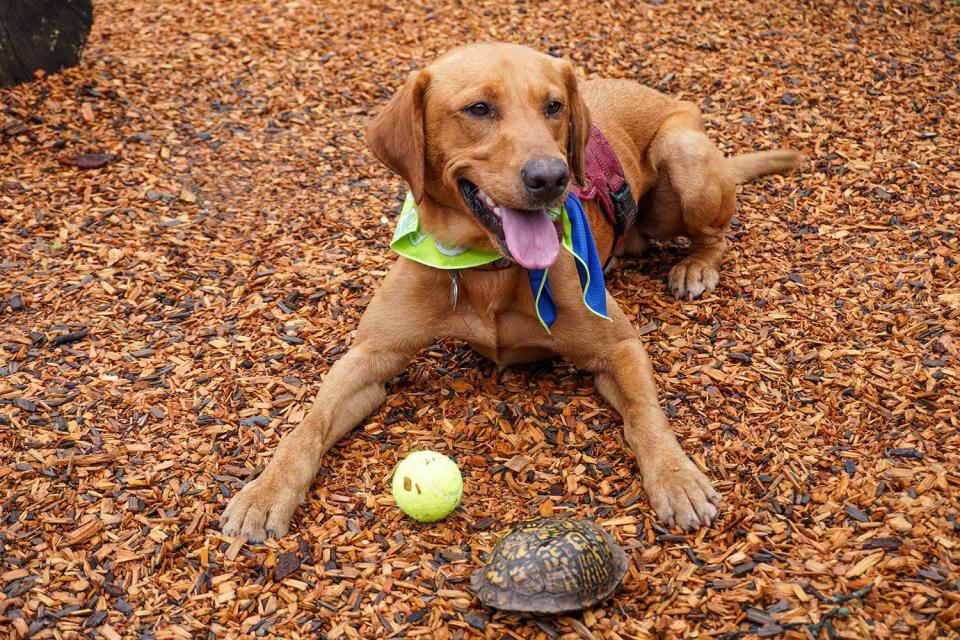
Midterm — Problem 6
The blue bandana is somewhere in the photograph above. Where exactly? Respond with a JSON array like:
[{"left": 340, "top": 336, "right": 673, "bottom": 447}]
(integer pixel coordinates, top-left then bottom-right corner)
[{"left": 529, "top": 193, "right": 610, "bottom": 332}]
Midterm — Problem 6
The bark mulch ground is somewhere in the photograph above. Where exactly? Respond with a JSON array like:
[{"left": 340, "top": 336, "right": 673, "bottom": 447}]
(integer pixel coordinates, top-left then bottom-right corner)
[{"left": 2, "top": 1, "right": 958, "bottom": 638}]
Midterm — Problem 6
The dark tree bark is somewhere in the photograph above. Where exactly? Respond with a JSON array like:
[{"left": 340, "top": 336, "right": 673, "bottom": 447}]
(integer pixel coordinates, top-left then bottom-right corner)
[{"left": 0, "top": 0, "right": 94, "bottom": 87}]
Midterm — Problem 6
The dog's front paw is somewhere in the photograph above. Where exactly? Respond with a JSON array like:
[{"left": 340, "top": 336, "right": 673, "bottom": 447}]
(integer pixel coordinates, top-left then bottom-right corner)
[
  {"left": 221, "top": 475, "right": 304, "bottom": 542},
  {"left": 643, "top": 455, "right": 720, "bottom": 531},
  {"left": 668, "top": 259, "right": 719, "bottom": 300}
]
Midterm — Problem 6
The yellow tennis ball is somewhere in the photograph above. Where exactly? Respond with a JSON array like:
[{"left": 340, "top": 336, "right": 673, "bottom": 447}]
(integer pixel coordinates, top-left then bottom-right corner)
[{"left": 391, "top": 450, "right": 463, "bottom": 523}]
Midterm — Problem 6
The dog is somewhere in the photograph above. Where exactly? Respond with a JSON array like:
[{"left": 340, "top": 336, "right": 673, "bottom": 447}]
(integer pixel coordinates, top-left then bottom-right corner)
[{"left": 222, "top": 43, "right": 801, "bottom": 541}]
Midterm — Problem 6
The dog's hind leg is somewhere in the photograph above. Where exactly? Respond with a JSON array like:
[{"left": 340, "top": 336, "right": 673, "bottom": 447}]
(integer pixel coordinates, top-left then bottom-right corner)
[{"left": 651, "top": 110, "right": 737, "bottom": 299}]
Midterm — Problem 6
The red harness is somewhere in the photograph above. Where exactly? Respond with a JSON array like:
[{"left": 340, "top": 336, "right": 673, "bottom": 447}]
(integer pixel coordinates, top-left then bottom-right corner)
[{"left": 572, "top": 125, "right": 639, "bottom": 266}]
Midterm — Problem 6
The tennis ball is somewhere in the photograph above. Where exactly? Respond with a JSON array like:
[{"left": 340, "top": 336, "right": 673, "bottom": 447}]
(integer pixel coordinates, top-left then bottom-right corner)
[{"left": 391, "top": 450, "right": 463, "bottom": 523}]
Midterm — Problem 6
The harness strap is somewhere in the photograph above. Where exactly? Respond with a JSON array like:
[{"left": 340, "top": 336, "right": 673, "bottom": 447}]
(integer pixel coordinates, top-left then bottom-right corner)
[{"left": 572, "top": 124, "right": 639, "bottom": 267}]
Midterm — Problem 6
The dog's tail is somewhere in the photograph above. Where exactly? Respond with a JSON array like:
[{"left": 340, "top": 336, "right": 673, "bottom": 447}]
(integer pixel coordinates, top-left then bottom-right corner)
[{"left": 727, "top": 149, "right": 803, "bottom": 184}]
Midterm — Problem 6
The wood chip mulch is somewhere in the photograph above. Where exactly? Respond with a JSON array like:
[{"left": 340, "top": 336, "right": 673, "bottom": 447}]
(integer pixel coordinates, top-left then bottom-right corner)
[{"left": 1, "top": 1, "right": 958, "bottom": 638}]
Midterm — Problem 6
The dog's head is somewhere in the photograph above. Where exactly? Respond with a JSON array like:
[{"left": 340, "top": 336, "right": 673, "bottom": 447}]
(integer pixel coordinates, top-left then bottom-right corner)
[{"left": 367, "top": 43, "right": 590, "bottom": 269}]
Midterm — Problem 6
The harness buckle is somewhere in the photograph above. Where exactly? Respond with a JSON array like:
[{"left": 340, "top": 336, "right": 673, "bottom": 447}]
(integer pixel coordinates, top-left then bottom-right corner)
[{"left": 610, "top": 183, "right": 638, "bottom": 234}]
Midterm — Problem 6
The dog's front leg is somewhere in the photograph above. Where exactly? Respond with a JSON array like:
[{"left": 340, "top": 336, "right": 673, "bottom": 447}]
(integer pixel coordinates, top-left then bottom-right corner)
[
  {"left": 222, "top": 268, "right": 438, "bottom": 541},
  {"left": 574, "top": 298, "right": 720, "bottom": 530}
]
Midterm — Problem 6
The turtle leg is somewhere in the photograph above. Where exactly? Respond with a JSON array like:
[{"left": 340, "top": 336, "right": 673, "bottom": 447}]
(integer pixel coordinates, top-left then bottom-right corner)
[
  {"left": 221, "top": 263, "right": 441, "bottom": 541},
  {"left": 570, "top": 294, "right": 720, "bottom": 530}
]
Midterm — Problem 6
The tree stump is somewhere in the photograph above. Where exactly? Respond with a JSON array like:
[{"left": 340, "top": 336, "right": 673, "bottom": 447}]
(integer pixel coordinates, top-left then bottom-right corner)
[{"left": 0, "top": 0, "right": 94, "bottom": 87}]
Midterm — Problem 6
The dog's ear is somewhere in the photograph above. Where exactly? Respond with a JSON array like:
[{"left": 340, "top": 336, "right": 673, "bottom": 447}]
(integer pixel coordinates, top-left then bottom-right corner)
[
  {"left": 562, "top": 62, "right": 591, "bottom": 186},
  {"left": 367, "top": 70, "right": 431, "bottom": 203}
]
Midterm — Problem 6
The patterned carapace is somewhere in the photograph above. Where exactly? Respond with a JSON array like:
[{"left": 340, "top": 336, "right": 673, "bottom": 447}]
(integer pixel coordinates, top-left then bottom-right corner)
[{"left": 470, "top": 517, "right": 628, "bottom": 614}]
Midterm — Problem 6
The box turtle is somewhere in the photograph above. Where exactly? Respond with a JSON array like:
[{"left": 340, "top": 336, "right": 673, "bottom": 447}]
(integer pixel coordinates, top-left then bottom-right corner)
[{"left": 470, "top": 517, "right": 628, "bottom": 614}]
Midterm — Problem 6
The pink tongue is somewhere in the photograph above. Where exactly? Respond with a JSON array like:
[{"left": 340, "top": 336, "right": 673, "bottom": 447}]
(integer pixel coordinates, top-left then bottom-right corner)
[{"left": 500, "top": 206, "right": 559, "bottom": 269}]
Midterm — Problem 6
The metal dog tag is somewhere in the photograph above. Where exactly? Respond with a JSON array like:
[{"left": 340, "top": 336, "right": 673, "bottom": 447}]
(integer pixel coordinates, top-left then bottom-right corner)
[{"left": 449, "top": 270, "right": 462, "bottom": 309}]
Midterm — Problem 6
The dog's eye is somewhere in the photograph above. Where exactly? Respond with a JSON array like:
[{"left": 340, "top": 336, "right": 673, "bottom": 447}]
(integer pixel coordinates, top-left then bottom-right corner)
[
  {"left": 545, "top": 100, "right": 564, "bottom": 116},
  {"left": 465, "top": 102, "right": 492, "bottom": 117}
]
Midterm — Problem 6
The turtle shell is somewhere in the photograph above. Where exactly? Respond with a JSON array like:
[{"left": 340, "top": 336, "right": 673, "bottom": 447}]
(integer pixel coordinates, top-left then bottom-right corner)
[{"left": 470, "top": 517, "right": 629, "bottom": 614}]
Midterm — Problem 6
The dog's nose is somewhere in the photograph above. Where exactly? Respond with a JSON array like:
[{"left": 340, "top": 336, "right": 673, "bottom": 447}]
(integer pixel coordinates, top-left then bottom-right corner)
[{"left": 521, "top": 157, "right": 570, "bottom": 201}]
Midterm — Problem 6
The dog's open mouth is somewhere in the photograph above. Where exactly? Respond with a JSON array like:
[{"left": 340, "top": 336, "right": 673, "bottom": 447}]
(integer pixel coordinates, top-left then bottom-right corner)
[{"left": 458, "top": 179, "right": 560, "bottom": 270}]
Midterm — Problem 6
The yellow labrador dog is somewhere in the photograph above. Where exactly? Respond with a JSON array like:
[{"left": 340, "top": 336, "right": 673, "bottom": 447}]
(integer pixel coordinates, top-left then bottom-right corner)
[{"left": 222, "top": 43, "right": 801, "bottom": 541}]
